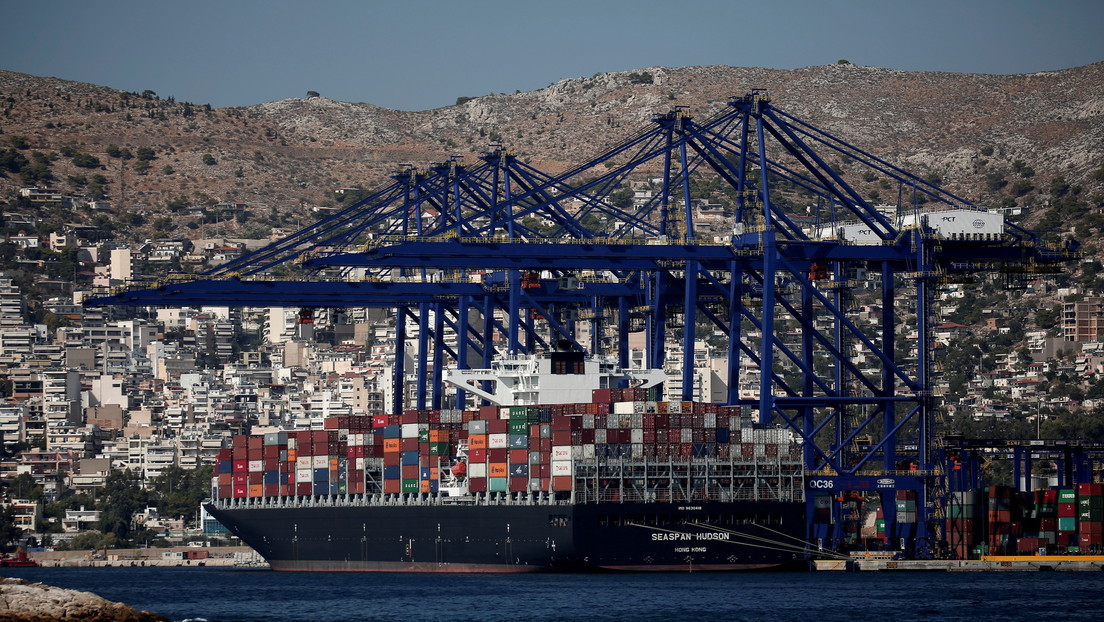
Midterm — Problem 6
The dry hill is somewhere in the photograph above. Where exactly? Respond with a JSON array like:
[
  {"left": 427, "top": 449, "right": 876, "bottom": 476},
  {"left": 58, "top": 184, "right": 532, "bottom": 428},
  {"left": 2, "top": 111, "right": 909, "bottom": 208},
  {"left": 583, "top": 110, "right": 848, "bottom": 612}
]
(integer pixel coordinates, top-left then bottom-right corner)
[{"left": 0, "top": 62, "right": 1102, "bottom": 243}]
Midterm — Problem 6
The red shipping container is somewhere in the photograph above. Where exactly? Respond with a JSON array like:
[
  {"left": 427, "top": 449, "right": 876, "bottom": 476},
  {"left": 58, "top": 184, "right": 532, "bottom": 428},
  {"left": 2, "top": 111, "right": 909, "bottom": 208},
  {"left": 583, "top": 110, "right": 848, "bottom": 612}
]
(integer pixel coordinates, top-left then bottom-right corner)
[
  {"left": 1083, "top": 521, "right": 1103, "bottom": 534},
  {"left": 401, "top": 438, "right": 419, "bottom": 452},
  {"left": 1058, "top": 503, "right": 1077, "bottom": 518},
  {"left": 489, "top": 448, "right": 508, "bottom": 463},
  {"left": 232, "top": 460, "right": 248, "bottom": 473},
  {"left": 296, "top": 482, "right": 312, "bottom": 496},
  {"left": 264, "top": 483, "right": 279, "bottom": 496},
  {"left": 1079, "top": 533, "right": 1103, "bottom": 545},
  {"left": 552, "top": 476, "right": 573, "bottom": 491},
  {"left": 509, "top": 449, "right": 529, "bottom": 464},
  {"left": 1077, "top": 483, "right": 1104, "bottom": 496},
  {"left": 248, "top": 436, "right": 262, "bottom": 449},
  {"left": 384, "top": 479, "right": 401, "bottom": 494},
  {"left": 509, "top": 477, "right": 528, "bottom": 492},
  {"left": 233, "top": 473, "right": 248, "bottom": 486},
  {"left": 469, "top": 448, "right": 488, "bottom": 462},
  {"left": 384, "top": 452, "right": 401, "bottom": 467},
  {"left": 468, "top": 477, "right": 487, "bottom": 492},
  {"left": 233, "top": 485, "right": 248, "bottom": 498},
  {"left": 247, "top": 448, "right": 263, "bottom": 461},
  {"left": 232, "top": 436, "right": 248, "bottom": 449}
]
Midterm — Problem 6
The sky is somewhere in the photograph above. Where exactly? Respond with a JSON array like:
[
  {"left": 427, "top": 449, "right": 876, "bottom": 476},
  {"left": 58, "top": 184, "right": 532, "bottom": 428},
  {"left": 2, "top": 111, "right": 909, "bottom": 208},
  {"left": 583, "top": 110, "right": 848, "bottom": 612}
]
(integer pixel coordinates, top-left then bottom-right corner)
[{"left": 2, "top": 0, "right": 1102, "bottom": 112}]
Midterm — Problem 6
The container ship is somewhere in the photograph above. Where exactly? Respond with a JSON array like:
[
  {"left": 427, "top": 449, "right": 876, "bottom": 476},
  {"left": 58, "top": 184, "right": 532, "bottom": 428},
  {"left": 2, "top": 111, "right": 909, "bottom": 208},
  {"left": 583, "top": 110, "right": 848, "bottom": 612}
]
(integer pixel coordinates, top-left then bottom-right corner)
[{"left": 205, "top": 351, "right": 809, "bottom": 571}]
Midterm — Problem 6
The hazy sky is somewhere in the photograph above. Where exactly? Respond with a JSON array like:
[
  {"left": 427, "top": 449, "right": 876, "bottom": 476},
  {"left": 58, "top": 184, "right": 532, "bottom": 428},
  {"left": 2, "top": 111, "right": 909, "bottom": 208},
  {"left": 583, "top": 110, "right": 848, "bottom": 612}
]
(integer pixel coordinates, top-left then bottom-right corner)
[{"left": 3, "top": 0, "right": 1101, "bottom": 111}]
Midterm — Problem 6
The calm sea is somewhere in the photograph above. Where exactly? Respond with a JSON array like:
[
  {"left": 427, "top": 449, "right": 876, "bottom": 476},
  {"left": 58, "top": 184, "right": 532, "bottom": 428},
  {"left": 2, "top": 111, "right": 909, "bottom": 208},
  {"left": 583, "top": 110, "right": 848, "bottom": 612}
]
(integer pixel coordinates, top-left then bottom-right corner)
[{"left": 3, "top": 566, "right": 1103, "bottom": 622}]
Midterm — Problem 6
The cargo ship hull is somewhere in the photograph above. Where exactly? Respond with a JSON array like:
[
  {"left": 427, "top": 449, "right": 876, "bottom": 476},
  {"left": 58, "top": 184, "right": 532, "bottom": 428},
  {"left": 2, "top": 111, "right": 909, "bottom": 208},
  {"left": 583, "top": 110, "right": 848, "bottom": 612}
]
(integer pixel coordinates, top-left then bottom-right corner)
[{"left": 206, "top": 499, "right": 807, "bottom": 572}]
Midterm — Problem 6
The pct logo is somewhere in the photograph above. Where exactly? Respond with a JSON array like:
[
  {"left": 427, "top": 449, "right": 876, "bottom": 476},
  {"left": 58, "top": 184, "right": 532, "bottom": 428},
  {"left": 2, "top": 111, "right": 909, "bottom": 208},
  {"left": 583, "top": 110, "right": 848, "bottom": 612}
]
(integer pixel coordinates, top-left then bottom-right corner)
[{"left": 876, "top": 478, "right": 895, "bottom": 489}]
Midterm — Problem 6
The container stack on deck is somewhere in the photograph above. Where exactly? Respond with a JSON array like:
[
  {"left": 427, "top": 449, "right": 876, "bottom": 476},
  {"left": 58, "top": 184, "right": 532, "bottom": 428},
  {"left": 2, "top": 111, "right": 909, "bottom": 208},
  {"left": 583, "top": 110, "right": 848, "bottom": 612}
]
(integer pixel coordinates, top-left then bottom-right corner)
[{"left": 214, "top": 388, "right": 801, "bottom": 503}]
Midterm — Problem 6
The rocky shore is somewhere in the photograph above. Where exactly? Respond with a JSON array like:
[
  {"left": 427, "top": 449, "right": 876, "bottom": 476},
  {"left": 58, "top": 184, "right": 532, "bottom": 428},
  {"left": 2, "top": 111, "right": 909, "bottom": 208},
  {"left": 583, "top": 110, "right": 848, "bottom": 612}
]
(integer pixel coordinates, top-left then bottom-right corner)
[{"left": 0, "top": 577, "right": 170, "bottom": 622}]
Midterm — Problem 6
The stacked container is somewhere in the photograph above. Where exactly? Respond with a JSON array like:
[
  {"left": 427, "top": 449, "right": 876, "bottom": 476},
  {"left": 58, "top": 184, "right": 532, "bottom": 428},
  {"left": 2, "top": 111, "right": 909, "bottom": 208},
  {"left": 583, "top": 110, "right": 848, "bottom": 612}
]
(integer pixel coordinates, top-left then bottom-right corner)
[
  {"left": 1077, "top": 483, "right": 1103, "bottom": 553},
  {"left": 214, "top": 392, "right": 801, "bottom": 505}
]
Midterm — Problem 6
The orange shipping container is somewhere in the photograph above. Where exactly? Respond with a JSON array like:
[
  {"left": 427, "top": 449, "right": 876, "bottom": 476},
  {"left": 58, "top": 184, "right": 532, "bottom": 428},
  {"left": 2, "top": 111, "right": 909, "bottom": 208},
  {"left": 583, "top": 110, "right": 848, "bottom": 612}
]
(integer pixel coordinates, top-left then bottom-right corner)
[
  {"left": 469, "top": 434, "right": 488, "bottom": 449},
  {"left": 489, "top": 463, "right": 508, "bottom": 477},
  {"left": 247, "top": 484, "right": 264, "bottom": 497},
  {"left": 384, "top": 439, "right": 401, "bottom": 452}
]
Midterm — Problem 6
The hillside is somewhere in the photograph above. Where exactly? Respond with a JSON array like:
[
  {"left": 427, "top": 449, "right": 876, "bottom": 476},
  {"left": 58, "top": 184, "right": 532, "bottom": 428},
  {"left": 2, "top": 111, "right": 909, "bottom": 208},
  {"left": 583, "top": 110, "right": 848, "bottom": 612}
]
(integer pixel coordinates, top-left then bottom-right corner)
[{"left": 1, "top": 62, "right": 1102, "bottom": 245}]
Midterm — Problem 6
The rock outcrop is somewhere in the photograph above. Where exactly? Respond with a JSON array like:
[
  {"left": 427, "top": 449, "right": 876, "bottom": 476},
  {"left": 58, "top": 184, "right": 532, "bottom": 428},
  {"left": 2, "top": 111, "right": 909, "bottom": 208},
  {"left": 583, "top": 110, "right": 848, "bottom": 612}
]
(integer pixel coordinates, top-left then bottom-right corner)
[{"left": 0, "top": 577, "right": 170, "bottom": 622}]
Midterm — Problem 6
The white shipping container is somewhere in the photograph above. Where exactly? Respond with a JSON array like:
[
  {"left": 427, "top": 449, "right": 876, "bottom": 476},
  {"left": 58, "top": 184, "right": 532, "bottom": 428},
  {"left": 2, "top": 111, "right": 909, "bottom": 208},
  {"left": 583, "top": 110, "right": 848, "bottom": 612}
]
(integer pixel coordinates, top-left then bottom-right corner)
[
  {"left": 613, "top": 401, "right": 634, "bottom": 415},
  {"left": 582, "top": 413, "right": 595, "bottom": 429},
  {"left": 552, "top": 445, "right": 572, "bottom": 460},
  {"left": 551, "top": 460, "right": 573, "bottom": 476},
  {"left": 681, "top": 428, "right": 693, "bottom": 443},
  {"left": 594, "top": 429, "right": 607, "bottom": 444},
  {"left": 312, "top": 455, "right": 329, "bottom": 468},
  {"left": 468, "top": 420, "right": 487, "bottom": 434},
  {"left": 468, "top": 462, "right": 487, "bottom": 478},
  {"left": 248, "top": 460, "right": 263, "bottom": 472},
  {"left": 401, "top": 423, "right": 421, "bottom": 438},
  {"left": 296, "top": 456, "right": 312, "bottom": 469},
  {"left": 488, "top": 433, "right": 508, "bottom": 449},
  {"left": 703, "top": 413, "right": 716, "bottom": 428},
  {"left": 296, "top": 468, "right": 312, "bottom": 482},
  {"left": 630, "top": 428, "right": 644, "bottom": 444},
  {"left": 668, "top": 401, "right": 682, "bottom": 414}
]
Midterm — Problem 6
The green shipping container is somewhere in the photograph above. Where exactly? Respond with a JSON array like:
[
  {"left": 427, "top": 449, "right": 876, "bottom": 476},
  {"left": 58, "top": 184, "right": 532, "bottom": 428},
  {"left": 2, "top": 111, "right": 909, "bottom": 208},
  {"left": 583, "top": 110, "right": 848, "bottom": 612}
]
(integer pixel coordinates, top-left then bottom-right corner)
[
  {"left": 1058, "top": 516, "right": 1077, "bottom": 531},
  {"left": 401, "top": 479, "right": 420, "bottom": 493},
  {"left": 418, "top": 430, "right": 430, "bottom": 443},
  {"left": 509, "top": 407, "right": 528, "bottom": 420},
  {"left": 948, "top": 505, "right": 975, "bottom": 519},
  {"left": 1078, "top": 496, "right": 1104, "bottom": 510},
  {"left": 489, "top": 477, "right": 508, "bottom": 492},
  {"left": 1058, "top": 489, "right": 1077, "bottom": 503},
  {"left": 429, "top": 442, "right": 450, "bottom": 455},
  {"left": 508, "top": 421, "right": 529, "bottom": 435}
]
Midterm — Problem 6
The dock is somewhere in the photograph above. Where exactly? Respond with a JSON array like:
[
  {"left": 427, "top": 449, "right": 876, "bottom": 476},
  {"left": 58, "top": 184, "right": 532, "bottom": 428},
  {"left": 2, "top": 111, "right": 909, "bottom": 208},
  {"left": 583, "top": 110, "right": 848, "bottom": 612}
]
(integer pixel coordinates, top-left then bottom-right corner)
[{"left": 813, "top": 555, "right": 1104, "bottom": 571}]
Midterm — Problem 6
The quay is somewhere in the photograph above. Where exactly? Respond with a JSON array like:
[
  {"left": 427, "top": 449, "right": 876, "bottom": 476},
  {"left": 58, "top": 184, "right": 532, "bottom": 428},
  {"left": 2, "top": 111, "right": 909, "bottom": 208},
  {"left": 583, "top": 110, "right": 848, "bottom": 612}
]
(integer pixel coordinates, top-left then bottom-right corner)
[{"left": 813, "top": 555, "right": 1104, "bottom": 571}]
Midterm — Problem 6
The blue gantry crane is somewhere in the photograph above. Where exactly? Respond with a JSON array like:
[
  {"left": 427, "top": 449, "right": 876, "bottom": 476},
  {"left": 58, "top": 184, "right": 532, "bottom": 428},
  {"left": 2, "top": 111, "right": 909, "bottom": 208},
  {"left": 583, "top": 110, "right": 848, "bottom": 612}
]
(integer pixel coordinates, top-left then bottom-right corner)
[{"left": 88, "top": 92, "right": 1077, "bottom": 557}]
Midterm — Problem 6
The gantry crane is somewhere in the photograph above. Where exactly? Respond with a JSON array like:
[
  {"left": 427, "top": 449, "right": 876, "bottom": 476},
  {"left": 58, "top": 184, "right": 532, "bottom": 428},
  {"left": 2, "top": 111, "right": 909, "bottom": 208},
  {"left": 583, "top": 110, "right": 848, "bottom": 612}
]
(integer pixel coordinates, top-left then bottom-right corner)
[{"left": 89, "top": 92, "right": 1077, "bottom": 557}]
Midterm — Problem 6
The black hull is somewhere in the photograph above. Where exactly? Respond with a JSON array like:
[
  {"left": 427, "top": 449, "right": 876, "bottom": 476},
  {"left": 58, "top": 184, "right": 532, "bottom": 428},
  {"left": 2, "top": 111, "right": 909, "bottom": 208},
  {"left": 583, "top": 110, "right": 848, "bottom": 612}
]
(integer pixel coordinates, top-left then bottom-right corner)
[{"left": 206, "top": 500, "right": 807, "bottom": 572}]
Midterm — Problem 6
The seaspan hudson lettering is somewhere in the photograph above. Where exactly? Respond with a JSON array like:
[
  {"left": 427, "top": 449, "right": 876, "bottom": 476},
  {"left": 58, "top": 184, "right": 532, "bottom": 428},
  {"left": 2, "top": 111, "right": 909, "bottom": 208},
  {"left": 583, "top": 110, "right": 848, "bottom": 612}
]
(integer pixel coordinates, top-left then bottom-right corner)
[{"left": 651, "top": 532, "right": 732, "bottom": 541}]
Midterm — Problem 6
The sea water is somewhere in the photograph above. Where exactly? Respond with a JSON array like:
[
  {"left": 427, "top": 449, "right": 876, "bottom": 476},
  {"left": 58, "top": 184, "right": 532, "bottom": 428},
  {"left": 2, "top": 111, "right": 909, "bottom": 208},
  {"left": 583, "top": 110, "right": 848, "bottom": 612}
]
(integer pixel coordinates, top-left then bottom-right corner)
[{"left": 3, "top": 566, "right": 1104, "bottom": 622}]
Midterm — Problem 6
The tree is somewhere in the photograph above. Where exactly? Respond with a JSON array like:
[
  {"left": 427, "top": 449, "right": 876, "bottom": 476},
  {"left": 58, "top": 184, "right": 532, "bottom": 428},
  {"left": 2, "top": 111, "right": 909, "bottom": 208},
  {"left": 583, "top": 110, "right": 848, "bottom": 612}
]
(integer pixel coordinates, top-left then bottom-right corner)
[
  {"left": 202, "top": 153, "right": 217, "bottom": 166},
  {"left": 305, "top": 90, "right": 320, "bottom": 98},
  {"left": 96, "top": 469, "right": 148, "bottom": 541},
  {"left": 0, "top": 505, "right": 20, "bottom": 552}
]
